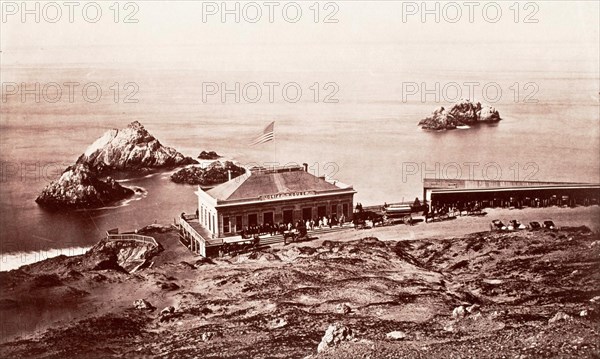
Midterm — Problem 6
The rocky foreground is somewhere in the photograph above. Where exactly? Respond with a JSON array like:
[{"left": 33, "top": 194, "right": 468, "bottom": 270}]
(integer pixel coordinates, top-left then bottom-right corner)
[
  {"left": 418, "top": 99, "right": 501, "bottom": 130},
  {"left": 35, "top": 163, "right": 135, "bottom": 209},
  {"left": 1, "top": 226, "right": 599, "bottom": 358}
]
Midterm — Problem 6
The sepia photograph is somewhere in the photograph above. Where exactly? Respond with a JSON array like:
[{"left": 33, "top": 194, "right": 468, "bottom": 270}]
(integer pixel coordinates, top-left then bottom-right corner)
[{"left": 1, "top": 1, "right": 599, "bottom": 358}]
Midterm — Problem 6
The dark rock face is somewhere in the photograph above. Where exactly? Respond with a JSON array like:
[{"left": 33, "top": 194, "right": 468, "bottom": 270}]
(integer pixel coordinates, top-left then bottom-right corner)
[
  {"left": 198, "top": 151, "right": 221, "bottom": 160},
  {"left": 418, "top": 99, "right": 501, "bottom": 130},
  {"left": 35, "top": 163, "right": 134, "bottom": 209},
  {"left": 171, "top": 161, "right": 246, "bottom": 186},
  {"left": 76, "top": 121, "right": 197, "bottom": 173},
  {"left": 82, "top": 239, "right": 163, "bottom": 273}
]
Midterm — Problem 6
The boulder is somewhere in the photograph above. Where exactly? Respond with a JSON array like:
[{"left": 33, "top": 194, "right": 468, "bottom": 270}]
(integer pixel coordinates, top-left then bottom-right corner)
[
  {"left": 335, "top": 303, "right": 352, "bottom": 315},
  {"left": 160, "top": 282, "right": 180, "bottom": 291},
  {"left": 201, "top": 332, "right": 217, "bottom": 341},
  {"left": 548, "top": 311, "right": 572, "bottom": 324},
  {"left": 386, "top": 331, "right": 407, "bottom": 340},
  {"left": 452, "top": 305, "right": 466, "bottom": 319},
  {"left": 133, "top": 299, "right": 154, "bottom": 311},
  {"left": 317, "top": 324, "right": 354, "bottom": 353},
  {"left": 466, "top": 304, "right": 480, "bottom": 313},
  {"left": 478, "top": 106, "right": 501, "bottom": 122},
  {"left": 160, "top": 306, "right": 175, "bottom": 316},
  {"left": 269, "top": 318, "right": 288, "bottom": 329},
  {"left": 580, "top": 310, "right": 588, "bottom": 317}
]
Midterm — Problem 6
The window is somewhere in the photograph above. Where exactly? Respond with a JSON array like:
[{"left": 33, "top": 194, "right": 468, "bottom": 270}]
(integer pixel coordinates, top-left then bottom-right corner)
[
  {"left": 331, "top": 204, "right": 337, "bottom": 215},
  {"left": 236, "top": 216, "right": 243, "bottom": 232},
  {"left": 318, "top": 205, "right": 327, "bottom": 217},
  {"left": 302, "top": 207, "right": 312, "bottom": 220},
  {"left": 248, "top": 214, "right": 258, "bottom": 227},
  {"left": 343, "top": 203, "right": 349, "bottom": 217},
  {"left": 263, "top": 212, "right": 274, "bottom": 225},
  {"left": 223, "top": 217, "right": 230, "bottom": 233},
  {"left": 283, "top": 210, "right": 293, "bottom": 224}
]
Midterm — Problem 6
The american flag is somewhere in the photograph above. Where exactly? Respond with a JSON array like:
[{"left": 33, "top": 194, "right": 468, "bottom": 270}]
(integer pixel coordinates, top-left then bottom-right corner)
[{"left": 250, "top": 121, "right": 275, "bottom": 146}]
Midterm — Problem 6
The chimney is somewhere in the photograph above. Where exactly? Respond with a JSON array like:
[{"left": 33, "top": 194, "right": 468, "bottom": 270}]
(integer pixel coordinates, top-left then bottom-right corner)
[
  {"left": 303, "top": 163, "right": 308, "bottom": 172},
  {"left": 228, "top": 170, "right": 232, "bottom": 181}
]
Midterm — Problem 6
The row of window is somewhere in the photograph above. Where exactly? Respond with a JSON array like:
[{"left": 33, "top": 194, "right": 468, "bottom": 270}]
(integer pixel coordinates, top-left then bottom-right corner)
[{"left": 222, "top": 203, "right": 350, "bottom": 234}]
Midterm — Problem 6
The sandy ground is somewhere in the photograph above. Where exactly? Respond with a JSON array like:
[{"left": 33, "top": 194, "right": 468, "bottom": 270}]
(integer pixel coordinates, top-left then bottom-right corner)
[
  {"left": 0, "top": 206, "right": 598, "bottom": 359},
  {"left": 287, "top": 206, "right": 600, "bottom": 247}
]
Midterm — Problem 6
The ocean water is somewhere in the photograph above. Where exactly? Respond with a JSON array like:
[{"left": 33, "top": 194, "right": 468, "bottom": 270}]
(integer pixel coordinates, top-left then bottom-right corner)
[{"left": 1, "top": 47, "right": 599, "bottom": 270}]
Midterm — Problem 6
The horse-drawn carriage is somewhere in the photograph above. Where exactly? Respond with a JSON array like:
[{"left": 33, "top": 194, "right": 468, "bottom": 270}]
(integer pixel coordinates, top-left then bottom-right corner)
[
  {"left": 283, "top": 225, "right": 308, "bottom": 245},
  {"left": 221, "top": 236, "right": 260, "bottom": 255},
  {"left": 353, "top": 210, "right": 387, "bottom": 229}
]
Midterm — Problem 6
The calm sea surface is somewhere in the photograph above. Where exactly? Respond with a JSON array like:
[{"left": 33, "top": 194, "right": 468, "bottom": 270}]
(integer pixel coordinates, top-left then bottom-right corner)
[{"left": 1, "top": 61, "right": 599, "bottom": 270}]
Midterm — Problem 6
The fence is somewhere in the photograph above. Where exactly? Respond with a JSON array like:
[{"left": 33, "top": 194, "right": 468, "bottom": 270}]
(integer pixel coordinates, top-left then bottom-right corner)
[
  {"left": 105, "top": 233, "right": 159, "bottom": 248},
  {"left": 179, "top": 218, "right": 206, "bottom": 257}
]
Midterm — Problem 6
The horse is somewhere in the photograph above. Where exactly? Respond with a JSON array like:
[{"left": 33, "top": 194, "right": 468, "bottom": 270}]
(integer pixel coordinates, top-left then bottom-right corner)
[{"left": 353, "top": 210, "right": 386, "bottom": 228}]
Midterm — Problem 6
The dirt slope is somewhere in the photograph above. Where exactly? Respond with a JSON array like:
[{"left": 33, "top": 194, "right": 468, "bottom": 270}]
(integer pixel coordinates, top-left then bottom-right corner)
[{"left": 0, "top": 227, "right": 599, "bottom": 359}]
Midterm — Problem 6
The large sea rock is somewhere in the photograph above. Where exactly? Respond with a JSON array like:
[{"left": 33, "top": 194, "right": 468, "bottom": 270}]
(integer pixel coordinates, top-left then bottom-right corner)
[
  {"left": 36, "top": 163, "right": 134, "bottom": 209},
  {"left": 76, "top": 121, "right": 197, "bottom": 173},
  {"left": 171, "top": 161, "right": 246, "bottom": 186},
  {"left": 418, "top": 99, "right": 501, "bottom": 130}
]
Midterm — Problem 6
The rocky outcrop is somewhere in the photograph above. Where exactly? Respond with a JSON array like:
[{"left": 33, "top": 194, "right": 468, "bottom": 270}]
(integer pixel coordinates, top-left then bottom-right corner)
[
  {"left": 36, "top": 163, "right": 134, "bottom": 209},
  {"left": 171, "top": 161, "right": 246, "bottom": 186},
  {"left": 198, "top": 151, "right": 221, "bottom": 160},
  {"left": 317, "top": 324, "right": 354, "bottom": 353},
  {"left": 82, "top": 238, "right": 162, "bottom": 273},
  {"left": 76, "top": 121, "right": 197, "bottom": 173},
  {"left": 418, "top": 99, "right": 501, "bottom": 130}
]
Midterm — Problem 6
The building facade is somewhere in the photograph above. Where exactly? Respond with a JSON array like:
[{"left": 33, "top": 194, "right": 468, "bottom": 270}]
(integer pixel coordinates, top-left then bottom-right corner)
[
  {"left": 423, "top": 178, "right": 600, "bottom": 208},
  {"left": 195, "top": 165, "right": 356, "bottom": 238}
]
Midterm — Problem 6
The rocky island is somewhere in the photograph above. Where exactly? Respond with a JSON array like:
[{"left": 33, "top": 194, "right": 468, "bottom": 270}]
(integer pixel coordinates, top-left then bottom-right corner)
[
  {"left": 35, "top": 163, "right": 135, "bottom": 209},
  {"left": 36, "top": 121, "right": 197, "bottom": 209},
  {"left": 76, "top": 121, "right": 197, "bottom": 174},
  {"left": 171, "top": 161, "right": 246, "bottom": 186},
  {"left": 418, "top": 99, "right": 501, "bottom": 130},
  {"left": 198, "top": 151, "right": 222, "bottom": 160}
]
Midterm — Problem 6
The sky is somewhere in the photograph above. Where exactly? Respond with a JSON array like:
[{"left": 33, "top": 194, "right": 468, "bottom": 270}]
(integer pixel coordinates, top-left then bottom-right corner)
[{"left": 1, "top": 1, "right": 599, "bottom": 73}]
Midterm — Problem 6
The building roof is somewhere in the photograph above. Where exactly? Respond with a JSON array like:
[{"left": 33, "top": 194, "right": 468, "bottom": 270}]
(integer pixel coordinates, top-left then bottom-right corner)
[{"left": 205, "top": 167, "right": 353, "bottom": 203}]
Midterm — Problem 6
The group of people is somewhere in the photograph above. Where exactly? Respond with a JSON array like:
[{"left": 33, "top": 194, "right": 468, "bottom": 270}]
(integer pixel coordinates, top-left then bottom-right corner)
[
  {"left": 238, "top": 214, "right": 347, "bottom": 239},
  {"left": 304, "top": 214, "right": 346, "bottom": 231}
]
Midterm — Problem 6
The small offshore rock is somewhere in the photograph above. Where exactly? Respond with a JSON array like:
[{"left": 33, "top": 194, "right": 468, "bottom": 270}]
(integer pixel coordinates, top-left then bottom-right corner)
[{"left": 386, "top": 331, "right": 407, "bottom": 340}]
